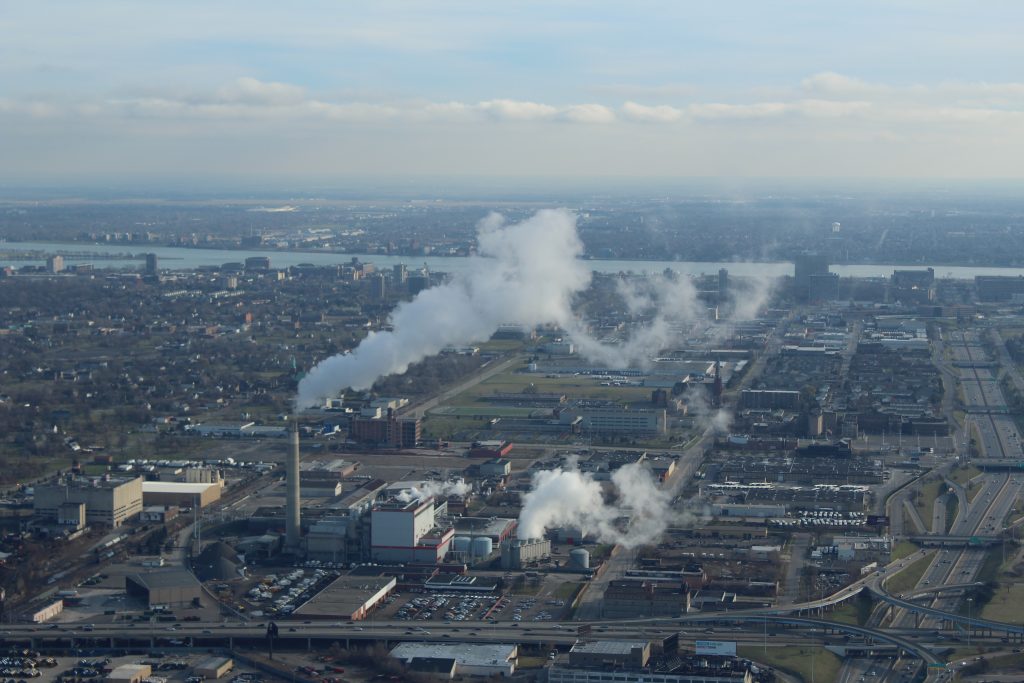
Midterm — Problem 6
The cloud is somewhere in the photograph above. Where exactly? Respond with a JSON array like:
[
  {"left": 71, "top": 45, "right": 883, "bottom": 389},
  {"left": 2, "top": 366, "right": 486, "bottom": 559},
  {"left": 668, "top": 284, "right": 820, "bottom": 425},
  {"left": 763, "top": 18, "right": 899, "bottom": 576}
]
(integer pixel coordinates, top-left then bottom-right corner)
[
  {"left": 622, "top": 101, "right": 683, "bottom": 123},
  {"left": 477, "top": 99, "right": 559, "bottom": 121},
  {"left": 561, "top": 103, "right": 616, "bottom": 124},
  {"left": 801, "top": 71, "right": 880, "bottom": 98},
  {"left": 217, "top": 77, "right": 306, "bottom": 105},
  {"left": 689, "top": 99, "right": 870, "bottom": 121}
]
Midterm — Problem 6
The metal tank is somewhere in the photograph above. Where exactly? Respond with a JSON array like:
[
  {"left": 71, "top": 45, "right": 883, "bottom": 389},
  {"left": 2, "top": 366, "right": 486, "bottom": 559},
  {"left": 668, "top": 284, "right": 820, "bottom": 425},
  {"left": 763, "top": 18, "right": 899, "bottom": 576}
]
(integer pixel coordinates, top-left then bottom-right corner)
[
  {"left": 569, "top": 548, "right": 590, "bottom": 570},
  {"left": 471, "top": 536, "right": 494, "bottom": 557}
]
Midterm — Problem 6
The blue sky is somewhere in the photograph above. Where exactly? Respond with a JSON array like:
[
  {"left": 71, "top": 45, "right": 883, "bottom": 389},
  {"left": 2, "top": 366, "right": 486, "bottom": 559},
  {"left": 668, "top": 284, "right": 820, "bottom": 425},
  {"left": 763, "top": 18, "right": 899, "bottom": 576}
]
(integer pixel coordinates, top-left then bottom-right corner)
[{"left": 3, "top": 1, "right": 1024, "bottom": 185}]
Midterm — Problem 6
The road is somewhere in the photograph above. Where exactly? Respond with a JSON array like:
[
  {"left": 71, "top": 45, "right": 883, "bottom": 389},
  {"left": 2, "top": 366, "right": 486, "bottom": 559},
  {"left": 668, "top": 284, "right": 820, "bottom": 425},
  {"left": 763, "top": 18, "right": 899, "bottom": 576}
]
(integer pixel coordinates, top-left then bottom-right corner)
[{"left": 405, "top": 354, "right": 522, "bottom": 419}]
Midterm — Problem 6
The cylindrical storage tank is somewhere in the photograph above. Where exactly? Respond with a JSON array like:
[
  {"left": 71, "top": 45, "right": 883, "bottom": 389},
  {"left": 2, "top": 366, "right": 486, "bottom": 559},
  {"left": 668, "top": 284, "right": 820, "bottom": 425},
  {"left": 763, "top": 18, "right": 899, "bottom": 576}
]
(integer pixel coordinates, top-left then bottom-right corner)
[
  {"left": 453, "top": 536, "right": 472, "bottom": 553},
  {"left": 472, "top": 536, "right": 494, "bottom": 557},
  {"left": 569, "top": 548, "right": 590, "bottom": 570}
]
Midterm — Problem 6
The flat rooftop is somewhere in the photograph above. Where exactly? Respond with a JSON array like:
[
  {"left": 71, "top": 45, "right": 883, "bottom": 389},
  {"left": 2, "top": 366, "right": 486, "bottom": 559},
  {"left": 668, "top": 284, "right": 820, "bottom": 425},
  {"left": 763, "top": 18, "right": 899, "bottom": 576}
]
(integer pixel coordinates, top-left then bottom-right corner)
[
  {"left": 293, "top": 575, "right": 396, "bottom": 618},
  {"left": 390, "top": 642, "right": 516, "bottom": 665},
  {"left": 571, "top": 640, "right": 649, "bottom": 656},
  {"left": 142, "top": 482, "right": 218, "bottom": 494},
  {"left": 125, "top": 568, "right": 201, "bottom": 590}
]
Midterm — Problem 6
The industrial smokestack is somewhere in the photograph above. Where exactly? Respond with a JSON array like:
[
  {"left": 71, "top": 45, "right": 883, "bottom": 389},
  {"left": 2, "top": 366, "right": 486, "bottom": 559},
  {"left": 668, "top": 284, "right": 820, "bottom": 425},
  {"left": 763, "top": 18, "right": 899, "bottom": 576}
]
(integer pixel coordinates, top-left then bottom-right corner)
[{"left": 286, "top": 417, "right": 301, "bottom": 552}]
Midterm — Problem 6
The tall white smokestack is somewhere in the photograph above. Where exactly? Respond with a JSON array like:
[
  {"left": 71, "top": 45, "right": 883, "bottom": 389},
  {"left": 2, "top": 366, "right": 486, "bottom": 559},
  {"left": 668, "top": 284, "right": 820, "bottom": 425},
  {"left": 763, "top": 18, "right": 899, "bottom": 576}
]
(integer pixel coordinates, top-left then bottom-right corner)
[{"left": 286, "top": 417, "right": 301, "bottom": 552}]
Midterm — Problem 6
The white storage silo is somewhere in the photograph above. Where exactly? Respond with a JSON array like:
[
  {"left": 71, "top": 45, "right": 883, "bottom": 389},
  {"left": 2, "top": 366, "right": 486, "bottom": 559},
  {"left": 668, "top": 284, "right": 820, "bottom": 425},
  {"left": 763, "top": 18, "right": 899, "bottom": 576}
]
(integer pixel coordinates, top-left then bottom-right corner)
[
  {"left": 471, "top": 536, "right": 494, "bottom": 557},
  {"left": 453, "top": 536, "right": 472, "bottom": 553},
  {"left": 569, "top": 548, "right": 590, "bottom": 570}
]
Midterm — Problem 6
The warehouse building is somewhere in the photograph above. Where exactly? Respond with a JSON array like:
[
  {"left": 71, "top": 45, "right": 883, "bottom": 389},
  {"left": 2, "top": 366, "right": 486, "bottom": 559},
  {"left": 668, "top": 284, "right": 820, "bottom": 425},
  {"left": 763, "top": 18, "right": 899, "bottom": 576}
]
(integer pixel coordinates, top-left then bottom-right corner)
[
  {"left": 292, "top": 574, "right": 396, "bottom": 621},
  {"left": 142, "top": 481, "right": 221, "bottom": 508},
  {"left": 107, "top": 665, "right": 152, "bottom": 683},
  {"left": 193, "top": 658, "right": 233, "bottom": 679},
  {"left": 23, "top": 599, "right": 63, "bottom": 623},
  {"left": 602, "top": 580, "right": 690, "bottom": 618},
  {"left": 125, "top": 568, "right": 203, "bottom": 607},
  {"left": 390, "top": 643, "right": 517, "bottom": 678},
  {"left": 34, "top": 476, "right": 143, "bottom": 528}
]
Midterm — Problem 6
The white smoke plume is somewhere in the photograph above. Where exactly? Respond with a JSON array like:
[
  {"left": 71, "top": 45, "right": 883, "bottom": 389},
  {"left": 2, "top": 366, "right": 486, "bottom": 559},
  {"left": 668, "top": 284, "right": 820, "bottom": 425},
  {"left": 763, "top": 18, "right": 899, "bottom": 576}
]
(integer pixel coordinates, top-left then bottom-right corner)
[
  {"left": 296, "top": 209, "right": 591, "bottom": 407},
  {"left": 685, "top": 385, "right": 733, "bottom": 435},
  {"left": 722, "top": 273, "right": 775, "bottom": 322},
  {"left": 567, "top": 273, "right": 704, "bottom": 368},
  {"left": 516, "top": 462, "right": 691, "bottom": 547},
  {"left": 296, "top": 209, "right": 778, "bottom": 407},
  {"left": 396, "top": 479, "right": 472, "bottom": 503}
]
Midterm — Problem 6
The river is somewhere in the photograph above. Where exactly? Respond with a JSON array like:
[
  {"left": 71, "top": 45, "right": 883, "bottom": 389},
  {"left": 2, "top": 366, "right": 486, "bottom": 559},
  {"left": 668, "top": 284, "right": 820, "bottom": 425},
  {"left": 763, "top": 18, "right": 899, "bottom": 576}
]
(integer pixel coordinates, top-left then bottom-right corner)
[{"left": 2, "top": 240, "right": 1022, "bottom": 280}]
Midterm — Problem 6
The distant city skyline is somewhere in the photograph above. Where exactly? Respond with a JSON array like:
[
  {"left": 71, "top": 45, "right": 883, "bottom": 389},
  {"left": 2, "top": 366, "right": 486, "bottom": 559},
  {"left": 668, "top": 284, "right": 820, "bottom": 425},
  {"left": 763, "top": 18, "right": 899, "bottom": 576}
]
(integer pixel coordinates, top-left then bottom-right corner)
[{"left": 4, "top": 1, "right": 1024, "bottom": 185}]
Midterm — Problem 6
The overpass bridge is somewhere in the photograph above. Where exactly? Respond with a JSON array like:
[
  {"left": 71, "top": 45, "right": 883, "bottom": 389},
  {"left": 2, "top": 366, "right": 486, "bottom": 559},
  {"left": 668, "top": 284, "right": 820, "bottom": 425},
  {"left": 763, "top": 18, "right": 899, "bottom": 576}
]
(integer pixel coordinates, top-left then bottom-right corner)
[{"left": 906, "top": 534, "right": 1003, "bottom": 547}]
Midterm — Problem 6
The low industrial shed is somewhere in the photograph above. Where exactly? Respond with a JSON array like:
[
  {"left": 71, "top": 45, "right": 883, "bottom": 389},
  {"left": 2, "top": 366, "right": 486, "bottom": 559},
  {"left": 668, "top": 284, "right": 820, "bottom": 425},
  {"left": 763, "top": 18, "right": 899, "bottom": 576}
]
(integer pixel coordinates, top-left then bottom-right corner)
[
  {"left": 126, "top": 568, "right": 203, "bottom": 607},
  {"left": 194, "top": 657, "right": 233, "bottom": 679},
  {"left": 108, "top": 664, "right": 152, "bottom": 683},
  {"left": 142, "top": 481, "right": 221, "bottom": 508}
]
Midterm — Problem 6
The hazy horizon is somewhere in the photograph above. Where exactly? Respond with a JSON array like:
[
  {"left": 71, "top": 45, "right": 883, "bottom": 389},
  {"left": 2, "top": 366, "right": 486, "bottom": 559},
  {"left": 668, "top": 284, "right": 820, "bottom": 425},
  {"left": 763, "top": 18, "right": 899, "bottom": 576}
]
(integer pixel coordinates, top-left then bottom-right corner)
[{"left": 4, "top": 2, "right": 1024, "bottom": 186}]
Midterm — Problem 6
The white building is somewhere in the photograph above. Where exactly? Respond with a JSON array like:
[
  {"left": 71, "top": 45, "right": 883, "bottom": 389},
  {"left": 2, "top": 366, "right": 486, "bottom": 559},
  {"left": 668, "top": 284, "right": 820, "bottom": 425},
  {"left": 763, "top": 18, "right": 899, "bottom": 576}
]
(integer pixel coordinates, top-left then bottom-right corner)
[
  {"left": 390, "top": 642, "right": 517, "bottom": 677},
  {"left": 370, "top": 497, "right": 453, "bottom": 563}
]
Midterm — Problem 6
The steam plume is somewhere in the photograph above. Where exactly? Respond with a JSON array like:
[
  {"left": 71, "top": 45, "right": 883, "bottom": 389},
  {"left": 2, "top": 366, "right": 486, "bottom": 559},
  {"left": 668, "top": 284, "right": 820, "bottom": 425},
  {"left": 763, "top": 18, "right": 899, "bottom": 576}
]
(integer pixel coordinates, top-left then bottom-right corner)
[
  {"left": 516, "top": 462, "right": 695, "bottom": 547},
  {"left": 296, "top": 209, "right": 777, "bottom": 407},
  {"left": 297, "top": 209, "right": 590, "bottom": 407},
  {"left": 396, "top": 479, "right": 471, "bottom": 503}
]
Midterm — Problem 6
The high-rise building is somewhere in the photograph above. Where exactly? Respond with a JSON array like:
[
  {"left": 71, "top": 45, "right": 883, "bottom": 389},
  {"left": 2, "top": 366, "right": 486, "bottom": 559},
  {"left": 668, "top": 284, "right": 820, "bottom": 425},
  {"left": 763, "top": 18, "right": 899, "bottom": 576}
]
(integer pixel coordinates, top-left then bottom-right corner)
[
  {"left": 46, "top": 255, "right": 65, "bottom": 273},
  {"left": 717, "top": 268, "right": 728, "bottom": 304},
  {"left": 145, "top": 253, "right": 159, "bottom": 274},
  {"left": 393, "top": 263, "right": 407, "bottom": 284},
  {"left": 369, "top": 273, "right": 387, "bottom": 299},
  {"left": 793, "top": 253, "right": 831, "bottom": 301}
]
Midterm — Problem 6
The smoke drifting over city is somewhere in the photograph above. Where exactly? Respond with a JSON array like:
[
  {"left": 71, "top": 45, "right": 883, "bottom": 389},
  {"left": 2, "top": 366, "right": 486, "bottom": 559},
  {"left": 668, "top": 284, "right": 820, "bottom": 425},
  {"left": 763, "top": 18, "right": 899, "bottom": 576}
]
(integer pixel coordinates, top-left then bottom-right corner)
[
  {"left": 297, "top": 209, "right": 774, "bottom": 407},
  {"left": 516, "top": 461, "right": 694, "bottom": 547},
  {"left": 297, "top": 209, "right": 590, "bottom": 407}
]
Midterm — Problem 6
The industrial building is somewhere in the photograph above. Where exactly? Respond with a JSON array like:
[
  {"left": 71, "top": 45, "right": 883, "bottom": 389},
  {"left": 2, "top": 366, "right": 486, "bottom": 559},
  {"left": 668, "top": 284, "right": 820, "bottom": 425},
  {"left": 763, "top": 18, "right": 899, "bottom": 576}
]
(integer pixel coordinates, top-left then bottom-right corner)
[
  {"left": 34, "top": 476, "right": 144, "bottom": 528},
  {"left": 370, "top": 497, "right": 454, "bottom": 563},
  {"left": 300, "top": 459, "right": 358, "bottom": 497},
  {"left": 349, "top": 411, "right": 421, "bottom": 448},
  {"left": 452, "top": 516, "right": 517, "bottom": 545},
  {"left": 125, "top": 568, "right": 203, "bottom": 607},
  {"left": 107, "top": 665, "right": 152, "bottom": 683},
  {"left": 390, "top": 643, "right": 518, "bottom": 678},
  {"left": 976, "top": 275, "right": 1024, "bottom": 302},
  {"left": 292, "top": 574, "right": 396, "bottom": 620},
  {"left": 561, "top": 404, "right": 667, "bottom": 436},
  {"left": 193, "top": 658, "right": 234, "bottom": 679},
  {"left": 468, "top": 440, "right": 514, "bottom": 458},
  {"left": 500, "top": 538, "right": 551, "bottom": 569},
  {"left": 23, "top": 599, "right": 63, "bottom": 623},
  {"left": 569, "top": 640, "right": 651, "bottom": 669},
  {"left": 141, "top": 481, "right": 222, "bottom": 508},
  {"left": 602, "top": 580, "right": 690, "bottom": 618}
]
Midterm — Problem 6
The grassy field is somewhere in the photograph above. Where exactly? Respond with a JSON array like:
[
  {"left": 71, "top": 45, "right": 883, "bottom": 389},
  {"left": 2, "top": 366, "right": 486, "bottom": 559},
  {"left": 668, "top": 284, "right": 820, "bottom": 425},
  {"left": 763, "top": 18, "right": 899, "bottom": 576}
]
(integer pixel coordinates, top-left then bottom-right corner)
[
  {"left": 884, "top": 552, "right": 935, "bottom": 594},
  {"left": 981, "top": 581, "right": 1024, "bottom": 622},
  {"left": 949, "top": 464, "right": 982, "bottom": 487},
  {"left": 891, "top": 540, "right": 920, "bottom": 561},
  {"left": 447, "top": 369, "right": 653, "bottom": 405},
  {"left": 553, "top": 582, "right": 582, "bottom": 600},
  {"left": 738, "top": 645, "right": 841, "bottom": 683},
  {"left": 914, "top": 477, "right": 947, "bottom": 523},
  {"left": 946, "top": 494, "right": 959, "bottom": 533}
]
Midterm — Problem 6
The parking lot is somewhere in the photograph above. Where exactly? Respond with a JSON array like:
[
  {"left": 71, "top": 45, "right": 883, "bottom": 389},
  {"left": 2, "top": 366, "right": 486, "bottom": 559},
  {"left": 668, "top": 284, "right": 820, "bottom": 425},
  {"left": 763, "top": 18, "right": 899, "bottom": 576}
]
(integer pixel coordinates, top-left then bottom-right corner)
[{"left": 0, "top": 650, "right": 264, "bottom": 683}]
